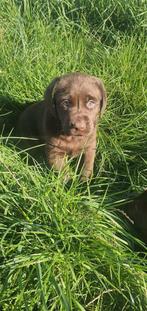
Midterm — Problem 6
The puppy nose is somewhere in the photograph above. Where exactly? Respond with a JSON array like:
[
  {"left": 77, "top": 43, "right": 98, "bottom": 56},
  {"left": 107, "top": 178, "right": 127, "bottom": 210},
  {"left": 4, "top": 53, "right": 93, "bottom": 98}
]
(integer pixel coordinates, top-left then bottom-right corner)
[
  {"left": 70, "top": 121, "right": 86, "bottom": 131},
  {"left": 78, "top": 122, "right": 86, "bottom": 131}
]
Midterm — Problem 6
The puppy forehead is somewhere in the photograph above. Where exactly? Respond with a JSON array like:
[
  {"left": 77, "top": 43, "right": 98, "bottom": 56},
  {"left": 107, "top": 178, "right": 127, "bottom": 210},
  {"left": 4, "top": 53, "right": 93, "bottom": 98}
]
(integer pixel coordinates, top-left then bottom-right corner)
[{"left": 56, "top": 75, "right": 100, "bottom": 97}]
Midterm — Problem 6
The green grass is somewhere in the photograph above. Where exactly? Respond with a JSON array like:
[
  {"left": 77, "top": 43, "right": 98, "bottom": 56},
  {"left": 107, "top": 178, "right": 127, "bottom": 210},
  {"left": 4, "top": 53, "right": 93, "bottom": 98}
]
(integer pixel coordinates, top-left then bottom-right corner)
[{"left": 0, "top": 0, "right": 147, "bottom": 310}]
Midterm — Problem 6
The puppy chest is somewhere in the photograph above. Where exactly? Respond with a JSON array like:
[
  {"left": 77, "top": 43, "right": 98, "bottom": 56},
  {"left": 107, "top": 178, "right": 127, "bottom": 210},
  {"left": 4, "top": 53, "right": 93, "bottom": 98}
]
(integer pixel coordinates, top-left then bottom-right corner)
[
  {"left": 67, "top": 143, "right": 83, "bottom": 157},
  {"left": 52, "top": 136, "right": 88, "bottom": 157}
]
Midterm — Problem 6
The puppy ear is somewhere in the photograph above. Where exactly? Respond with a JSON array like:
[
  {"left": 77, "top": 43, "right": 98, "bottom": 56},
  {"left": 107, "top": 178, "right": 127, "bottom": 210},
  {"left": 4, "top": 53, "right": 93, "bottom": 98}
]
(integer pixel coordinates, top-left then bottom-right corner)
[
  {"left": 95, "top": 78, "right": 107, "bottom": 117},
  {"left": 44, "top": 77, "right": 60, "bottom": 116}
]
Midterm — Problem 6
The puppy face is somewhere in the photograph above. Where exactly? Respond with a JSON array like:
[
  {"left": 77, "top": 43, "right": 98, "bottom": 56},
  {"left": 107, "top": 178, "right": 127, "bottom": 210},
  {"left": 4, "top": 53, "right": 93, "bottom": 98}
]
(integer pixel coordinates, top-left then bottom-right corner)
[{"left": 45, "top": 73, "right": 107, "bottom": 136}]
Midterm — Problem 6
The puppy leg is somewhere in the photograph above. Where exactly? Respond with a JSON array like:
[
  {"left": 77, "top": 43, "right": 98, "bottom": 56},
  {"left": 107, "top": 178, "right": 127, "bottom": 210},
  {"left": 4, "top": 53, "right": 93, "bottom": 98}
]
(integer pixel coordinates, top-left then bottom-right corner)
[
  {"left": 81, "top": 143, "right": 96, "bottom": 180},
  {"left": 45, "top": 147, "right": 66, "bottom": 171},
  {"left": 45, "top": 146, "right": 71, "bottom": 181}
]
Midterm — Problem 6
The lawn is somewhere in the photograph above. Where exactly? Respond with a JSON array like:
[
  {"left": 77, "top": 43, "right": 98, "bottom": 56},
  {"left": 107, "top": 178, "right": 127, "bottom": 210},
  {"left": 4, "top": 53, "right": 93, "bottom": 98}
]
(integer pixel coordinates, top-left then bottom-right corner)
[{"left": 0, "top": 0, "right": 147, "bottom": 310}]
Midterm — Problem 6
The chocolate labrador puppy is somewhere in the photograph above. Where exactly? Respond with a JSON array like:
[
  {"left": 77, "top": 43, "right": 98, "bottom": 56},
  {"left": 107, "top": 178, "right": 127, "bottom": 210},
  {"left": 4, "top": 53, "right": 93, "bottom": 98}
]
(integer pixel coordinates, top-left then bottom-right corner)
[{"left": 18, "top": 72, "right": 107, "bottom": 179}]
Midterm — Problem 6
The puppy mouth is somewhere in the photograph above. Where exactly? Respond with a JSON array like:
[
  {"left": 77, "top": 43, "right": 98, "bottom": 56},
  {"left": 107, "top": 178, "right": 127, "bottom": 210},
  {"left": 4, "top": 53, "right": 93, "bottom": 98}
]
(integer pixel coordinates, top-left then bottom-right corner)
[
  {"left": 62, "top": 127, "right": 91, "bottom": 137},
  {"left": 62, "top": 129, "right": 84, "bottom": 136},
  {"left": 71, "top": 133, "right": 85, "bottom": 137}
]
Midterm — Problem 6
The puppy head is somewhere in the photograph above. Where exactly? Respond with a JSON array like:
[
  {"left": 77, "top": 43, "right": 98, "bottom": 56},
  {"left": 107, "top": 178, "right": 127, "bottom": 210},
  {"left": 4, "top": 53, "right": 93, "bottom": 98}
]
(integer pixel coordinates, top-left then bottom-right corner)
[{"left": 45, "top": 72, "right": 107, "bottom": 136}]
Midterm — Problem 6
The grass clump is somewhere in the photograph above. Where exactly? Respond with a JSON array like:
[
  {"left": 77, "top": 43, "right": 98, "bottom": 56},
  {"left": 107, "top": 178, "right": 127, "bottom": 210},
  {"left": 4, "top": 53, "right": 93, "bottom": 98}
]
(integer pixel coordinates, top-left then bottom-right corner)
[
  {"left": 0, "top": 144, "right": 147, "bottom": 310},
  {"left": 0, "top": 0, "right": 147, "bottom": 310}
]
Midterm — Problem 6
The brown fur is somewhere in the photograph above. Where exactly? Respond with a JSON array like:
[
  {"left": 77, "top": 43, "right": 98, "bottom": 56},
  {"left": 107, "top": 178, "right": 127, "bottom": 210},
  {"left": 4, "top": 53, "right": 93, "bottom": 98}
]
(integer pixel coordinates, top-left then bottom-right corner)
[{"left": 18, "top": 72, "right": 107, "bottom": 179}]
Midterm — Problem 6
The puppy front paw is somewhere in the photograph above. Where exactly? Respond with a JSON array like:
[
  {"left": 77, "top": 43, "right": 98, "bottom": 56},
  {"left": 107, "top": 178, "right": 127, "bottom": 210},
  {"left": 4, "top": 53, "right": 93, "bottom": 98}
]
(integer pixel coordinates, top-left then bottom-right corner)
[{"left": 81, "top": 169, "right": 93, "bottom": 181}]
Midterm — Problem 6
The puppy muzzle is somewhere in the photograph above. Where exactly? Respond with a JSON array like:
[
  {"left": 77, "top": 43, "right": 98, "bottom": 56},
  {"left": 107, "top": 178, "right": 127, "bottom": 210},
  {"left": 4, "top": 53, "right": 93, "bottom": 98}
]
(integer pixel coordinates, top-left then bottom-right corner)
[{"left": 63, "top": 115, "right": 94, "bottom": 136}]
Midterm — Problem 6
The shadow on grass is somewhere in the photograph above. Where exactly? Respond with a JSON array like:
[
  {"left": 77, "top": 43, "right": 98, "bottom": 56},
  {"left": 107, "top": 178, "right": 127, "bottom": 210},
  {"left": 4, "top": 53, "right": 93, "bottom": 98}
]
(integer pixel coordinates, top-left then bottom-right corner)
[
  {"left": 0, "top": 95, "right": 27, "bottom": 136},
  {"left": 0, "top": 95, "right": 46, "bottom": 165}
]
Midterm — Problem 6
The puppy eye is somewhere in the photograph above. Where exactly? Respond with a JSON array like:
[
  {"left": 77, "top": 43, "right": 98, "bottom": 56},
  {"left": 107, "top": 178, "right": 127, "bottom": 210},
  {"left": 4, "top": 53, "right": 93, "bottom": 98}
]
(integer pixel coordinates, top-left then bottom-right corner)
[
  {"left": 86, "top": 100, "right": 96, "bottom": 109},
  {"left": 62, "top": 100, "right": 70, "bottom": 109}
]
